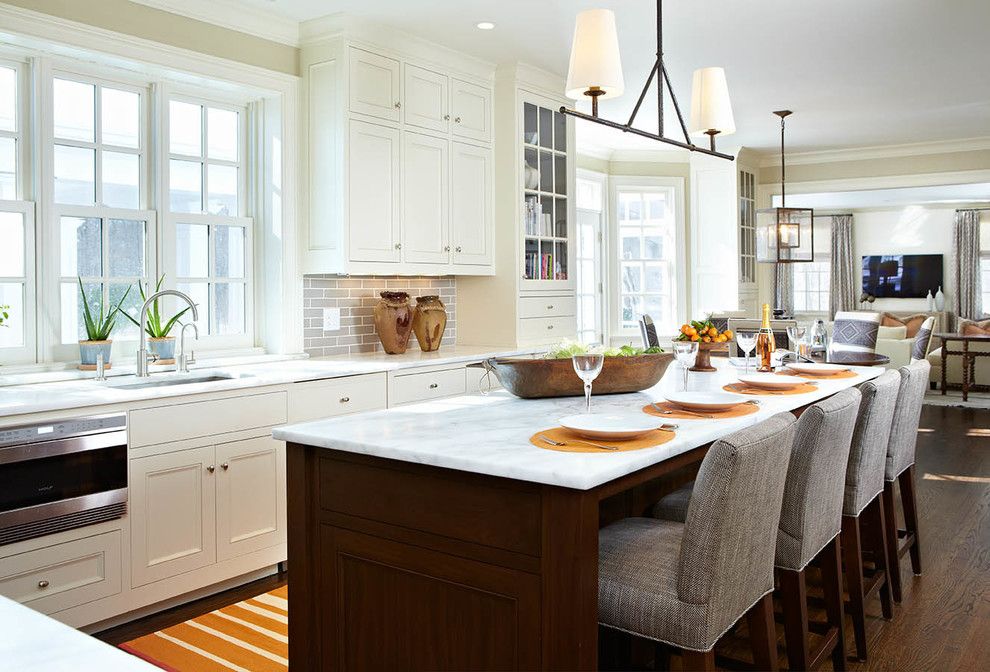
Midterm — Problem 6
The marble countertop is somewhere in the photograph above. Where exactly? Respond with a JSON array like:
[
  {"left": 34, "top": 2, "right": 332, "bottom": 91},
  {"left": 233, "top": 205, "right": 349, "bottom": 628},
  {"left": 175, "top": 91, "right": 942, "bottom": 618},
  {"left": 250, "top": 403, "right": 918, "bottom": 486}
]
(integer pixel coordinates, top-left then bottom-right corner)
[
  {"left": 0, "top": 345, "right": 538, "bottom": 421},
  {"left": 0, "top": 596, "right": 157, "bottom": 671},
  {"left": 273, "top": 361, "right": 884, "bottom": 490}
]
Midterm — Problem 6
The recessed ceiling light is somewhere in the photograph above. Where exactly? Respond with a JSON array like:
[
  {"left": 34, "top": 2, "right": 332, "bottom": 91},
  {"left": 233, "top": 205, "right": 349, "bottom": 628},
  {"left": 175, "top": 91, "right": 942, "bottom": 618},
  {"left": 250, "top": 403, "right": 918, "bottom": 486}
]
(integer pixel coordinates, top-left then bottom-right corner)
[{"left": 476, "top": 22, "right": 495, "bottom": 30}]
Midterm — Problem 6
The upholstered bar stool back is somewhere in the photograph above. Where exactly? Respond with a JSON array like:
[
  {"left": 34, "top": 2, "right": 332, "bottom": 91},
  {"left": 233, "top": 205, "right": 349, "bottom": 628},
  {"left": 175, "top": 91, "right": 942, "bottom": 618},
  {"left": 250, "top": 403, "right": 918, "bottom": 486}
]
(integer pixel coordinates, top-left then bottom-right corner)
[
  {"left": 830, "top": 311, "right": 881, "bottom": 356},
  {"left": 844, "top": 371, "right": 900, "bottom": 516}
]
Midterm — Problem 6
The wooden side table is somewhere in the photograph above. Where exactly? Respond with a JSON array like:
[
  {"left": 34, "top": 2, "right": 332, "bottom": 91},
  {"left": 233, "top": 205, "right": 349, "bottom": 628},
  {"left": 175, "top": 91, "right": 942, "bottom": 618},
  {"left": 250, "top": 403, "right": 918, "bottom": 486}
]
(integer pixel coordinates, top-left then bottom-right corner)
[{"left": 935, "top": 332, "right": 990, "bottom": 401}]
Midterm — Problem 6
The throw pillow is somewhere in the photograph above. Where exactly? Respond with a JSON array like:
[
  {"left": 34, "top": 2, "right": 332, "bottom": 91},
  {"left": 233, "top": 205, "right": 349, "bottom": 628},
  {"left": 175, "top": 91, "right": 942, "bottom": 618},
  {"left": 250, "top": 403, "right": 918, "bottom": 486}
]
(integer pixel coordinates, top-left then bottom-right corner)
[
  {"left": 877, "top": 325, "right": 908, "bottom": 340},
  {"left": 881, "top": 313, "right": 929, "bottom": 338},
  {"left": 962, "top": 322, "right": 990, "bottom": 336}
]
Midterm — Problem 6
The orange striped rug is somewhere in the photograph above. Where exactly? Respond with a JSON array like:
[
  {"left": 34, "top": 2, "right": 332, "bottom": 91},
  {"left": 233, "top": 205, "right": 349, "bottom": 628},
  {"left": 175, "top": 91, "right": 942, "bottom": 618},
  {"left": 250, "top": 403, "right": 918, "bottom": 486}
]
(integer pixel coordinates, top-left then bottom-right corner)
[{"left": 120, "top": 585, "right": 288, "bottom": 671}]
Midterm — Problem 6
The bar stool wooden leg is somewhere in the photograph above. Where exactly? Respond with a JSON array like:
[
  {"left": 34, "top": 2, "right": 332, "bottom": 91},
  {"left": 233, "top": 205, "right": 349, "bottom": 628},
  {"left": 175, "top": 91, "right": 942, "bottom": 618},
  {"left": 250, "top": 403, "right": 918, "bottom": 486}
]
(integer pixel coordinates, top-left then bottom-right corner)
[
  {"left": 881, "top": 481, "right": 903, "bottom": 603},
  {"left": 779, "top": 568, "right": 810, "bottom": 671},
  {"left": 841, "top": 514, "right": 868, "bottom": 661},
  {"left": 900, "top": 464, "right": 923, "bottom": 575},
  {"left": 867, "top": 497, "right": 894, "bottom": 620},
  {"left": 820, "top": 536, "right": 848, "bottom": 671},
  {"left": 745, "top": 593, "right": 779, "bottom": 672},
  {"left": 681, "top": 648, "right": 716, "bottom": 672}
]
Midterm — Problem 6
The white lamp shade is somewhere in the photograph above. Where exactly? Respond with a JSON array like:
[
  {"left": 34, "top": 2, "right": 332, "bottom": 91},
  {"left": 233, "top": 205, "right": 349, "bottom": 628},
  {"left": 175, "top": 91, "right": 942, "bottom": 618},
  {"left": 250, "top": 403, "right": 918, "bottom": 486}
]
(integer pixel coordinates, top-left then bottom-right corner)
[
  {"left": 565, "top": 9, "right": 624, "bottom": 101},
  {"left": 689, "top": 67, "right": 735, "bottom": 137}
]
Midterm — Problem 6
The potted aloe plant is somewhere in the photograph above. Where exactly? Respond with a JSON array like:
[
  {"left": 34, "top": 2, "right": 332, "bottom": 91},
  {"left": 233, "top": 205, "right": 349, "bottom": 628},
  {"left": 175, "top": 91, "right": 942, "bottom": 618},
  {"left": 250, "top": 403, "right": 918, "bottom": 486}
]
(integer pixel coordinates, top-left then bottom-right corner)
[
  {"left": 122, "top": 275, "right": 191, "bottom": 364},
  {"left": 78, "top": 278, "right": 130, "bottom": 370}
]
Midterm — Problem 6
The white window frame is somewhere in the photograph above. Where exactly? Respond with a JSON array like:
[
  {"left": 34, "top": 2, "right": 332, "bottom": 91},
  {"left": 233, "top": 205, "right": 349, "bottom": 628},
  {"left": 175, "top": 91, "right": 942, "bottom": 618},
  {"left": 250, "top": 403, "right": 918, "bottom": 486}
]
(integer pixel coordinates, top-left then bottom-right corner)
[
  {"left": 576, "top": 169, "right": 607, "bottom": 345},
  {"left": 0, "top": 200, "right": 37, "bottom": 364},
  {"left": 608, "top": 176, "right": 687, "bottom": 343},
  {"left": 792, "top": 257, "right": 831, "bottom": 317},
  {"left": 980, "top": 252, "right": 990, "bottom": 317},
  {"left": 0, "top": 56, "right": 27, "bottom": 201}
]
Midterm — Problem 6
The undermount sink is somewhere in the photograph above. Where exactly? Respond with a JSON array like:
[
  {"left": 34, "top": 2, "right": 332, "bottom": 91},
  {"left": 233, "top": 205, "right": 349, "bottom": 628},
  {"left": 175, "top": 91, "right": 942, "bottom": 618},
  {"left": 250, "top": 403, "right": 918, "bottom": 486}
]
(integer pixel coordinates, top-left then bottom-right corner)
[{"left": 108, "top": 372, "right": 252, "bottom": 390}]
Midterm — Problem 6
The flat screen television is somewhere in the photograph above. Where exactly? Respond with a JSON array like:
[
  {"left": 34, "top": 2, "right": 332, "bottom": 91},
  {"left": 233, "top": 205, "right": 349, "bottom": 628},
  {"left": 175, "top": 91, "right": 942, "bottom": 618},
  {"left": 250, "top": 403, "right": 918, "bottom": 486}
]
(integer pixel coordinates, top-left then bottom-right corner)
[{"left": 861, "top": 254, "right": 943, "bottom": 299}]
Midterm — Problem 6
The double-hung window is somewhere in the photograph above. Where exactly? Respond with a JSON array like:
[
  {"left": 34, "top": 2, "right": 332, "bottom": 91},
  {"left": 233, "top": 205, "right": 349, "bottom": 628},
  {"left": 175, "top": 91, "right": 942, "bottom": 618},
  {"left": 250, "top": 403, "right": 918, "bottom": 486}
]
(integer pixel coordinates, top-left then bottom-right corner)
[
  {"left": 981, "top": 252, "right": 990, "bottom": 316},
  {"left": 166, "top": 97, "right": 252, "bottom": 344},
  {"left": 792, "top": 258, "right": 831, "bottom": 314}
]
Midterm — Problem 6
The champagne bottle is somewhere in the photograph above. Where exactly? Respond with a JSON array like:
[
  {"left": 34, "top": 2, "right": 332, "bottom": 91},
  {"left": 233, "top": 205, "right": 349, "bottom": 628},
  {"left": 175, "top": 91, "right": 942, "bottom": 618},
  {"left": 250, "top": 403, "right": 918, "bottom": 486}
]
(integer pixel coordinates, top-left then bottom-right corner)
[{"left": 756, "top": 303, "right": 776, "bottom": 372}]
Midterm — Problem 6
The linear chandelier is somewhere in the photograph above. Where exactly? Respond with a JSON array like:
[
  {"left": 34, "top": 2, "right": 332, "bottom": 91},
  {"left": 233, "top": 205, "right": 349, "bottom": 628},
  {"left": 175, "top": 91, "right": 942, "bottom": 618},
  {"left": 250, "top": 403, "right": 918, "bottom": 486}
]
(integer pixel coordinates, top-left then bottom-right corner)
[{"left": 559, "top": 0, "right": 736, "bottom": 161}]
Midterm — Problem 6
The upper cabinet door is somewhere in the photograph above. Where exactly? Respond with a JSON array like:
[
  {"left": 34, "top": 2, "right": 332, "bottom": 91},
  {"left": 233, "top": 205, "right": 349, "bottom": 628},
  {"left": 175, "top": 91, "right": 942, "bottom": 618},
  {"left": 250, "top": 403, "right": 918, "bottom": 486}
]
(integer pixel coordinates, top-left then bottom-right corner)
[
  {"left": 348, "top": 120, "right": 401, "bottom": 263},
  {"left": 451, "top": 141, "right": 492, "bottom": 266},
  {"left": 349, "top": 47, "right": 401, "bottom": 122},
  {"left": 403, "top": 64, "right": 449, "bottom": 133},
  {"left": 402, "top": 132, "right": 449, "bottom": 265},
  {"left": 450, "top": 78, "right": 492, "bottom": 143},
  {"left": 216, "top": 436, "right": 285, "bottom": 562}
]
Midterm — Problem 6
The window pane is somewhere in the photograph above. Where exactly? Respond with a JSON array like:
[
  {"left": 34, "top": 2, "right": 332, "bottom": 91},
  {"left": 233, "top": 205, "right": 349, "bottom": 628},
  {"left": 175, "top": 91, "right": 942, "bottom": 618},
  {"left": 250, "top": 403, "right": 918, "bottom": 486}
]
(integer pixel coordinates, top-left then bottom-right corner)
[
  {"left": 108, "top": 281, "right": 140, "bottom": 339},
  {"left": 0, "top": 211, "right": 24, "bottom": 277},
  {"left": 170, "top": 100, "right": 202, "bottom": 156},
  {"left": 54, "top": 145, "right": 96, "bottom": 205},
  {"left": 170, "top": 159, "right": 202, "bottom": 213},
  {"left": 0, "top": 66, "right": 14, "bottom": 132},
  {"left": 101, "top": 88, "right": 140, "bottom": 148},
  {"left": 176, "top": 223, "right": 209, "bottom": 277},
  {"left": 107, "top": 219, "right": 145, "bottom": 277},
  {"left": 621, "top": 295, "right": 642, "bottom": 326},
  {"left": 644, "top": 263, "right": 663, "bottom": 293},
  {"left": 60, "top": 216, "right": 102, "bottom": 277},
  {"left": 62, "top": 280, "right": 102, "bottom": 344},
  {"left": 207, "top": 164, "right": 237, "bottom": 215},
  {"left": 207, "top": 107, "right": 238, "bottom": 161},
  {"left": 214, "top": 282, "right": 245, "bottom": 335},
  {"left": 54, "top": 79, "right": 95, "bottom": 142},
  {"left": 643, "top": 231, "right": 663, "bottom": 260},
  {"left": 621, "top": 236, "right": 640, "bottom": 260},
  {"left": 102, "top": 151, "right": 140, "bottom": 209},
  {"left": 176, "top": 281, "right": 208, "bottom": 334},
  {"left": 0, "top": 137, "right": 15, "bottom": 200},
  {"left": 215, "top": 225, "right": 244, "bottom": 278},
  {"left": 0, "top": 282, "right": 23, "bottom": 348},
  {"left": 621, "top": 263, "right": 642, "bottom": 293}
]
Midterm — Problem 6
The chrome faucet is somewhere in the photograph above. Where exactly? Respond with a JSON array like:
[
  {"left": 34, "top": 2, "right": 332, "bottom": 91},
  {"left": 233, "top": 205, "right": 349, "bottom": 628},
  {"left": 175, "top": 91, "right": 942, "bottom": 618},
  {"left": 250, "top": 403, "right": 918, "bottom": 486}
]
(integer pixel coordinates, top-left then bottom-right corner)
[
  {"left": 178, "top": 322, "right": 199, "bottom": 374},
  {"left": 136, "top": 290, "right": 200, "bottom": 377}
]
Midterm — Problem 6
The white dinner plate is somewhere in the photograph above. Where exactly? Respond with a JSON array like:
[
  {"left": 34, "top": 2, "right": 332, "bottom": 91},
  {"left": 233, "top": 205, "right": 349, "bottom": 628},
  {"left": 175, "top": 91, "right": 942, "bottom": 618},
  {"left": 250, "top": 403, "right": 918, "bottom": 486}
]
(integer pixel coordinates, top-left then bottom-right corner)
[
  {"left": 559, "top": 412, "right": 664, "bottom": 440},
  {"left": 664, "top": 391, "right": 749, "bottom": 412},
  {"left": 738, "top": 373, "right": 809, "bottom": 390},
  {"left": 785, "top": 362, "right": 850, "bottom": 375}
]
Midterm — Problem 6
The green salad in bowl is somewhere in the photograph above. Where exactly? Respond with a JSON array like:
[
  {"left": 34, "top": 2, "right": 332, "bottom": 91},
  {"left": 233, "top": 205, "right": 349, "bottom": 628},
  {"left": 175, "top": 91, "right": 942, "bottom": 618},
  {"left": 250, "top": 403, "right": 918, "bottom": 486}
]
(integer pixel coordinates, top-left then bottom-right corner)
[{"left": 544, "top": 339, "right": 665, "bottom": 359}]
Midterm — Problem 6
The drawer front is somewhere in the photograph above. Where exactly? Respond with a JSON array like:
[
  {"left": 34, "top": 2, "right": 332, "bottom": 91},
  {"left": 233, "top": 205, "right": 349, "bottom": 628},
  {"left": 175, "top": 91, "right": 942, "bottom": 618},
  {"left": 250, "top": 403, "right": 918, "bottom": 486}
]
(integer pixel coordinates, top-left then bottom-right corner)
[
  {"left": 518, "top": 295, "right": 576, "bottom": 320},
  {"left": 519, "top": 316, "right": 576, "bottom": 343},
  {"left": 0, "top": 530, "right": 121, "bottom": 614},
  {"left": 130, "top": 391, "right": 287, "bottom": 448},
  {"left": 390, "top": 367, "right": 466, "bottom": 406},
  {"left": 287, "top": 373, "right": 388, "bottom": 423}
]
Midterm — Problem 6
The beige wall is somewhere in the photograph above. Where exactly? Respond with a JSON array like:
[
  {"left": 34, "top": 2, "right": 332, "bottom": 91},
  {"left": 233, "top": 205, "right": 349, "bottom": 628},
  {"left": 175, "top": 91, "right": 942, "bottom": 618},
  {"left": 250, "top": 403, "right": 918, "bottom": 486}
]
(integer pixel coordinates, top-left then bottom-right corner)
[
  {"left": 2, "top": 0, "right": 299, "bottom": 75},
  {"left": 759, "top": 148, "right": 990, "bottom": 185}
]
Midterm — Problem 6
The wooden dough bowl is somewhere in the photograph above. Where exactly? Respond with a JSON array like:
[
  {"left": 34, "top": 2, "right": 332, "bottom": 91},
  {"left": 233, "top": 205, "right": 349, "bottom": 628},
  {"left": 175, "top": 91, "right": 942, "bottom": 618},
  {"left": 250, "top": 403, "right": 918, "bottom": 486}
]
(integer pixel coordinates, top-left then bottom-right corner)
[{"left": 484, "top": 353, "right": 674, "bottom": 399}]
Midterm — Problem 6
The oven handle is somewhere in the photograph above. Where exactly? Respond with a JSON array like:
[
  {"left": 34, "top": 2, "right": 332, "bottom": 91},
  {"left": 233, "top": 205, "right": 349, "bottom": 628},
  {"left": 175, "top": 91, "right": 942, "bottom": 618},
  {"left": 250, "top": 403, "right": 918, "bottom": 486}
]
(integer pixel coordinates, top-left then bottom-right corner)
[
  {"left": 0, "top": 488, "right": 128, "bottom": 530},
  {"left": 0, "top": 430, "right": 127, "bottom": 465}
]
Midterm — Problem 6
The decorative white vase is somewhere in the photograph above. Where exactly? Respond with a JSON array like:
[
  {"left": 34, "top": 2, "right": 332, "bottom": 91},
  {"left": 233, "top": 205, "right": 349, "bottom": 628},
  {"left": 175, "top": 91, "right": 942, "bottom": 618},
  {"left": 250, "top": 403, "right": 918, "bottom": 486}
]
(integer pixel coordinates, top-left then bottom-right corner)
[
  {"left": 926, "top": 290, "right": 934, "bottom": 312},
  {"left": 934, "top": 286, "right": 945, "bottom": 311}
]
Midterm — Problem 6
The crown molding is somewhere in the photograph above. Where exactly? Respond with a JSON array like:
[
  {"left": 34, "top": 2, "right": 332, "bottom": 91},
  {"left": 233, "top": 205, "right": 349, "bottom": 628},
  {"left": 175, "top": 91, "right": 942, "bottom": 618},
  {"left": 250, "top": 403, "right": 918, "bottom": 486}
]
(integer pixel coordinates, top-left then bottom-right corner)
[
  {"left": 128, "top": 0, "right": 300, "bottom": 47},
  {"left": 757, "top": 136, "right": 990, "bottom": 168}
]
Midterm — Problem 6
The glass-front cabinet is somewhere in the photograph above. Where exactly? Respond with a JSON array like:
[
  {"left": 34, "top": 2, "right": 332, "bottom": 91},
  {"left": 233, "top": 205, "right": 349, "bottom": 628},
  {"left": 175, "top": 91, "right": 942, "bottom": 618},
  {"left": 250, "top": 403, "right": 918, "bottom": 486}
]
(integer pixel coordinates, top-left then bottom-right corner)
[{"left": 521, "top": 96, "right": 574, "bottom": 290}]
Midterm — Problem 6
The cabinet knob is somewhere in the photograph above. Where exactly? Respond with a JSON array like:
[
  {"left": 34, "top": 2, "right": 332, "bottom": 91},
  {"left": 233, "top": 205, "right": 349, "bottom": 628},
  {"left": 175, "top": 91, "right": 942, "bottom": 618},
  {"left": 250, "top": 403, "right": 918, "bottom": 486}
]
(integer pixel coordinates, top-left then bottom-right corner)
[
  {"left": 394, "top": 101, "right": 402, "bottom": 109},
  {"left": 444, "top": 245, "right": 450, "bottom": 252},
  {"left": 37, "top": 580, "right": 49, "bottom": 589},
  {"left": 455, "top": 116, "right": 461, "bottom": 123},
  {"left": 394, "top": 243, "right": 402, "bottom": 250},
  {"left": 547, "top": 305, "right": 554, "bottom": 310},
  {"left": 340, "top": 396, "right": 350, "bottom": 403},
  {"left": 429, "top": 383, "right": 439, "bottom": 389},
  {"left": 547, "top": 325, "right": 554, "bottom": 330},
  {"left": 207, "top": 465, "right": 215, "bottom": 473},
  {"left": 455, "top": 246, "right": 462, "bottom": 253},
  {"left": 444, "top": 114, "right": 450, "bottom": 121},
  {"left": 221, "top": 462, "right": 229, "bottom": 471}
]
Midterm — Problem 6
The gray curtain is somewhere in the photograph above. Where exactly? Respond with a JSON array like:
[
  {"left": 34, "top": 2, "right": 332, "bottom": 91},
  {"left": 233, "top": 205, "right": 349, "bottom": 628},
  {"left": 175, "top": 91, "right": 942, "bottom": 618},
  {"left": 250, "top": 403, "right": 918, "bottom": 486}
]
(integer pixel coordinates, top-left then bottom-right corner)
[
  {"left": 774, "top": 263, "right": 794, "bottom": 315},
  {"left": 953, "top": 209, "right": 983, "bottom": 319},
  {"left": 829, "top": 214, "right": 856, "bottom": 317}
]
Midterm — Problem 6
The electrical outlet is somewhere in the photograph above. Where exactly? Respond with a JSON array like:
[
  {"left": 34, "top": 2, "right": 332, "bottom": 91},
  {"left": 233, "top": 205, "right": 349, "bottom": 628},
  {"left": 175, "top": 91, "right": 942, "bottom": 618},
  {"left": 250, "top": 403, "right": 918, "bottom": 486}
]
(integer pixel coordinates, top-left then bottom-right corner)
[{"left": 322, "top": 308, "right": 341, "bottom": 332}]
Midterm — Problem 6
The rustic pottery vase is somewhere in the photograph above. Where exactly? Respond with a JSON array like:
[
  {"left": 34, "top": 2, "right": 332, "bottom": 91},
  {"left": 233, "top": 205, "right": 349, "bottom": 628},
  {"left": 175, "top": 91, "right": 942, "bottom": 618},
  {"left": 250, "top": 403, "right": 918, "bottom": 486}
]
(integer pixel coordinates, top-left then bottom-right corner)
[
  {"left": 148, "top": 336, "right": 177, "bottom": 364},
  {"left": 412, "top": 295, "right": 447, "bottom": 352},
  {"left": 374, "top": 291, "right": 414, "bottom": 354},
  {"left": 689, "top": 341, "right": 727, "bottom": 373},
  {"left": 79, "top": 340, "right": 112, "bottom": 371}
]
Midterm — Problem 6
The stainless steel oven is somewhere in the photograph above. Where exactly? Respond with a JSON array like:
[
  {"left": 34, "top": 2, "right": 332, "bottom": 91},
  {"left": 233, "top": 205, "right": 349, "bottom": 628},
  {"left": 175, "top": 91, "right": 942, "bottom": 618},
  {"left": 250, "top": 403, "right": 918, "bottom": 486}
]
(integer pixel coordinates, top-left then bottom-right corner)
[{"left": 0, "top": 413, "right": 127, "bottom": 546}]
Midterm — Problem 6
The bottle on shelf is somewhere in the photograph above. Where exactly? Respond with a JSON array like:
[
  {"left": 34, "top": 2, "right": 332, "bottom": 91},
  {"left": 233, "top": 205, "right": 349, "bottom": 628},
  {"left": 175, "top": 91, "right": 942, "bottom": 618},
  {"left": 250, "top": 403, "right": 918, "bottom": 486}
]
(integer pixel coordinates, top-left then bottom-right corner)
[{"left": 756, "top": 303, "right": 776, "bottom": 372}]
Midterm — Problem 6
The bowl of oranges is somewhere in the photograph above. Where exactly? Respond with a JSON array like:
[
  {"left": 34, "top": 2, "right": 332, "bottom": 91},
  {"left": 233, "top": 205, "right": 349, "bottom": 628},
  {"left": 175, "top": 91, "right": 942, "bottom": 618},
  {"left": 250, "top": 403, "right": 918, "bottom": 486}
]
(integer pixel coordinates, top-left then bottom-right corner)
[{"left": 674, "top": 318, "right": 733, "bottom": 372}]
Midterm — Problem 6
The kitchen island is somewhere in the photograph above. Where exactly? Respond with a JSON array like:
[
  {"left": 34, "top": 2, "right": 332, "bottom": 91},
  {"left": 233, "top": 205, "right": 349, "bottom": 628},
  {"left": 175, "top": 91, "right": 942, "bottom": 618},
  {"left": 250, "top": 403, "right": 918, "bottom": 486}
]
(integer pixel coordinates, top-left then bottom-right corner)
[{"left": 273, "top": 361, "right": 882, "bottom": 670}]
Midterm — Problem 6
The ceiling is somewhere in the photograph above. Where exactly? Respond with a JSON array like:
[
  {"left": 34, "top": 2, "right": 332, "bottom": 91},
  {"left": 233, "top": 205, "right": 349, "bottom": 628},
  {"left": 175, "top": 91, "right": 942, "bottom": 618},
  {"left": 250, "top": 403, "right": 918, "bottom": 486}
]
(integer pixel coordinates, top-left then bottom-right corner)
[
  {"left": 772, "top": 183, "right": 990, "bottom": 210},
  {"left": 232, "top": 0, "right": 990, "bottom": 155}
]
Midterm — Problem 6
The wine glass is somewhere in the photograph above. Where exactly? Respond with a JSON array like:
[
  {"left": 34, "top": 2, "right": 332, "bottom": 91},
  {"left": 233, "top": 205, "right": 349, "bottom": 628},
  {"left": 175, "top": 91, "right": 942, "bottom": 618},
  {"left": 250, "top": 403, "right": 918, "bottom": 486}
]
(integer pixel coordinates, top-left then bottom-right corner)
[
  {"left": 572, "top": 353, "right": 605, "bottom": 413},
  {"left": 672, "top": 341, "right": 699, "bottom": 391},
  {"left": 735, "top": 330, "right": 757, "bottom": 373},
  {"left": 786, "top": 325, "right": 808, "bottom": 359}
]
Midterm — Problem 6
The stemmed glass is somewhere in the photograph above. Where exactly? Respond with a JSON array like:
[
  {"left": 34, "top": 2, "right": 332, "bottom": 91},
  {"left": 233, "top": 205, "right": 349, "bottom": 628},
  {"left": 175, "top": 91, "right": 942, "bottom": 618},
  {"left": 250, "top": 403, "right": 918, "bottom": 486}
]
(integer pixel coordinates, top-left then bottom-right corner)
[
  {"left": 672, "top": 341, "right": 699, "bottom": 391},
  {"left": 572, "top": 353, "right": 605, "bottom": 413},
  {"left": 735, "top": 330, "right": 757, "bottom": 373},
  {"left": 787, "top": 325, "right": 808, "bottom": 359}
]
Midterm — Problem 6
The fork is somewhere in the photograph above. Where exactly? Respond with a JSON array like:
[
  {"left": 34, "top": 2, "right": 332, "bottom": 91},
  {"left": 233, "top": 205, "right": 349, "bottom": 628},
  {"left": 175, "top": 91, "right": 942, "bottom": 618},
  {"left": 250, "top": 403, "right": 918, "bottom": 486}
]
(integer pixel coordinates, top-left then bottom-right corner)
[
  {"left": 652, "top": 403, "right": 714, "bottom": 419},
  {"left": 538, "top": 434, "right": 619, "bottom": 451}
]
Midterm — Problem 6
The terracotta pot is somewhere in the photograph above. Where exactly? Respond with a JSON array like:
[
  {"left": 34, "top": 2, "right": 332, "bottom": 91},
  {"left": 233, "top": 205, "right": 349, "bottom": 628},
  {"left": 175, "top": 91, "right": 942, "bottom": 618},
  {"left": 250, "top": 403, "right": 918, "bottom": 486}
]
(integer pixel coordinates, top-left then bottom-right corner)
[
  {"left": 412, "top": 295, "right": 447, "bottom": 352},
  {"left": 689, "top": 341, "right": 728, "bottom": 372},
  {"left": 373, "top": 291, "right": 414, "bottom": 354}
]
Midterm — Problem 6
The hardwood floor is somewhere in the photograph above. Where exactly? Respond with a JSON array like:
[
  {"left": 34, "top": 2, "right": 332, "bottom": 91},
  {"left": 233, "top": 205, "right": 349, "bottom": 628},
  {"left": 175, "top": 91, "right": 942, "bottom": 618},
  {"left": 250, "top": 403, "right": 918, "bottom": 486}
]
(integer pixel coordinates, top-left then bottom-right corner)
[{"left": 95, "top": 405, "right": 989, "bottom": 671}]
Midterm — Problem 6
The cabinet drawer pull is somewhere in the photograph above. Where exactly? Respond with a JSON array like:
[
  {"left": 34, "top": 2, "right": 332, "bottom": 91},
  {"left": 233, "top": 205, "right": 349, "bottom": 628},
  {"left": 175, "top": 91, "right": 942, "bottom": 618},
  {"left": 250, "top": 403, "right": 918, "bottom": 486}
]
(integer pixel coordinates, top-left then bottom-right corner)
[
  {"left": 429, "top": 383, "right": 439, "bottom": 389},
  {"left": 455, "top": 246, "right": 462, "bottom": 253},
  {"left": 444, "top": 245, "right": 450, "bottom": 252},
  {"left": 394, "top": 243, "right": 402, "bottom": 250},
  {"left": 221, "top": 462, "right": 229, "bottom": 471},
  {"left": 547, "top": 304, "right": 554, "bottom": 310},
  {"left": 37, "top": 580, "right": 49, "bottom": 589},
  {"left": 207, "top": 465, "right": 215, "bottom": 473},
  {"left": 340, "top": 396, "right": 350, "bottom": 403},
  {"left": 455, "top": 116, "right": 461, "bottom": 123},
  {"left": 394, "top": 101, "right": 402, "bottom": 109},
  {"left": 547, "top": 324, "right": 554, "bottom": 330},
  {"left": 444, "top": 114, "right": 450, "bottom": 121}
]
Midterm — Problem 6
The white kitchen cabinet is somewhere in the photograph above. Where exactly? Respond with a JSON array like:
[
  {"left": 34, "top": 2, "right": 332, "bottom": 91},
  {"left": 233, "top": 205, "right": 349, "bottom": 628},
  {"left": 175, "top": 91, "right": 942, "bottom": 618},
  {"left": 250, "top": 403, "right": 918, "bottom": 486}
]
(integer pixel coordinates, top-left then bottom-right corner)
[
  {"left": 348, "top": 120, "right": 401, "bottom": 263},
  {"left": 404, "top": 64, "right": 448, "bottom": 133},
  {"left": 348, "top": 47, "right": 401, "bottom": 122},
  {"left": 450, "top": 141, "right": 493, "bottom": 266},
  {"left": 216, "top": 437, "right": 285, "bottom": 562},
  {"left": 402, "top": 132, "right": 449, "bottom": 264},
  {"left": 130, "top": 445, "right": 217, "bottom": 587},
  {"left": 451, "top": 78, "right": 492, "bottom": 143}
]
